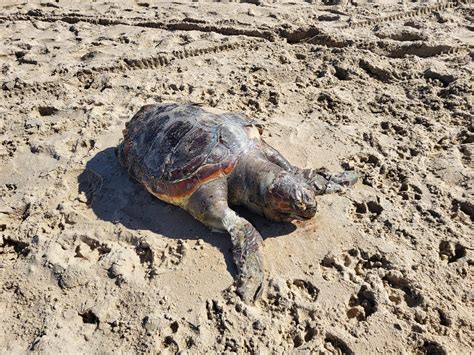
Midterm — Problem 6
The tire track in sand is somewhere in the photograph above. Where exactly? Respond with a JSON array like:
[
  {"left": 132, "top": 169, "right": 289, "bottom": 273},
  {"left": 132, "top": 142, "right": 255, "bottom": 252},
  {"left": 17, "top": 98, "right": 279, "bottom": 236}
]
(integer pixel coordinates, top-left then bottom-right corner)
[
  {"left": 0, "top": 11, "right": 276, "bottom": 41},
  {"left": 75, "top": 40, "right": 258, "bottom": 81},
  {"left": 2, "top": 41, "right": 259, "bottom": 93},
  {"left": 304, "top": 33, "right": 471, "bottom": 58},
  {"left": 343, "top": 0, "right": 471, "bottom": 29}
]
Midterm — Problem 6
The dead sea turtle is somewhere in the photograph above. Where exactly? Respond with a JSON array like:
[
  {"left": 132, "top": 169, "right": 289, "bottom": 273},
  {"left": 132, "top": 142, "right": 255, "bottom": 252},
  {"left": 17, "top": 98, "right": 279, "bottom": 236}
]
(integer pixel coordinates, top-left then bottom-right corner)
[{"left": 117, "top": 103, "right": 359, "bottom": 303}]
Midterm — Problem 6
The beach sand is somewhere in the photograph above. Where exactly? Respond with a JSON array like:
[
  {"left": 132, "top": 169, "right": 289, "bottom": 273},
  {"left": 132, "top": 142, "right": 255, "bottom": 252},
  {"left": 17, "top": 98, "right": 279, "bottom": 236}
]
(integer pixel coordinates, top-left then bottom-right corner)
[{"left": 0, "top": 0, "right": 472, "bottom": 353}]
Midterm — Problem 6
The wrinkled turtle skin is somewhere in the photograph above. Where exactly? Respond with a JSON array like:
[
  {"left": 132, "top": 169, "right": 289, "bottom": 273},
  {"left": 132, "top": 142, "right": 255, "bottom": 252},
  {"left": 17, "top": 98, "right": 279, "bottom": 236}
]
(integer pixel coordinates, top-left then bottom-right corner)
[{"left": 118, "top": 103, "right": 360, "bottom": 303}]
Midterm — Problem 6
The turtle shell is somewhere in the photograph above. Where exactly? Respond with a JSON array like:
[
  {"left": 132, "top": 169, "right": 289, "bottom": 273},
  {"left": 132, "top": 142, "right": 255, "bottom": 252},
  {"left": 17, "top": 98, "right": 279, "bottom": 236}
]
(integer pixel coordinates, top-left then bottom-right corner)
[{"left": 118, "top": 103, "right": 260, "bottom": 205}]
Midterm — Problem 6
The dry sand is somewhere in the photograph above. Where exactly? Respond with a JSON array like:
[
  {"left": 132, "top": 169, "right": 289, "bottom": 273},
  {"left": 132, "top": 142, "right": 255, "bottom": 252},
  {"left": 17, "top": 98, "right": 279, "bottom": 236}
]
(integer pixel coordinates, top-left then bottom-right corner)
[{"left": 0, "top": 0, "right": 473, "bottom": 353}]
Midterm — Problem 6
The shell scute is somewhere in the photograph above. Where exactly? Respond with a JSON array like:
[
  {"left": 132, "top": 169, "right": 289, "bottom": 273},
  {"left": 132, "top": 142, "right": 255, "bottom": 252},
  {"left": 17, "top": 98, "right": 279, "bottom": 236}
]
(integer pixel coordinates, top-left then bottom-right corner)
[
  {"left": 165, "top": 126, "right": 218, "bottom": 181},
  {"left": 206, "top": 142, "right": 230, "bottom": 165},
  {"left": 160, "top": 120, "right": 194, "bottom": 153}
]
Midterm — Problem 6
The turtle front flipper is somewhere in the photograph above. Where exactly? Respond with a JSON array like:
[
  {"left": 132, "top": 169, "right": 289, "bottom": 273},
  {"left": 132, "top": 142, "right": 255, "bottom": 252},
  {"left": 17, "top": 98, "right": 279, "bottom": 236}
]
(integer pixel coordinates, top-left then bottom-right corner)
[
  {"left": 223, "top": 212, "right": 264, "bottom": 303},
  {"left": 260, "top": 140, "right": 360, "bottom": 195},
  {"left": 185, "top": 179, "right": 264, "bottom": 304},
  {"left": 299, "top": 168, "right": 361, "bottom": 195}
]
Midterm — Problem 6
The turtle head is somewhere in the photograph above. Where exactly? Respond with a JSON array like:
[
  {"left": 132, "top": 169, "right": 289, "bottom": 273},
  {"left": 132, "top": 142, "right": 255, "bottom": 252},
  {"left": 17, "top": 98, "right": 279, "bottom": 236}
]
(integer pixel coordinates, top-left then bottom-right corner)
[{"left": 263, "top": 172, "right": 317, "bottom": 222}]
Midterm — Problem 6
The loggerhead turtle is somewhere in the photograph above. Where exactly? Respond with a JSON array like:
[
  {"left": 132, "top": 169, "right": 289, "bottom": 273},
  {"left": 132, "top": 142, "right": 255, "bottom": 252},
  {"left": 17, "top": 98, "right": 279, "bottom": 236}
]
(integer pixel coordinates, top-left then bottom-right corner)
[{"left": 117, "top": 103, "right": 359, "bottom": 303}]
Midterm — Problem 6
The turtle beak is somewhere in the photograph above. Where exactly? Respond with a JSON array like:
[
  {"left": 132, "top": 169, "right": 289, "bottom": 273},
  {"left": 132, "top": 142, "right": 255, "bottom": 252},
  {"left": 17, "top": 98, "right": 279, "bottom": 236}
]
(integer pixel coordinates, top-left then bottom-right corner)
[{"left": 294, "top": 205, "right": 317, "bottom": 220}]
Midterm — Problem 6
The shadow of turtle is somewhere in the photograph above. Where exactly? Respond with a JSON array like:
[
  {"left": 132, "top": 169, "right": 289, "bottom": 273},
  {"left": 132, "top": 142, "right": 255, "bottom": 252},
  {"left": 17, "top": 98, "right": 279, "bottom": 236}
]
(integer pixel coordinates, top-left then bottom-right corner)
[{"left": 79, "top": 147, "right": 296, "bottom": 278}]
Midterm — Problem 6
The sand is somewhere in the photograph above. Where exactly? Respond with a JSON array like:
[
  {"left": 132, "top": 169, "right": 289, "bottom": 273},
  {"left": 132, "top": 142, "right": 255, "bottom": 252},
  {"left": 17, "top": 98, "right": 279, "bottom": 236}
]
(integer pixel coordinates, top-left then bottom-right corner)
[{"left": 0, "top": 0, "right": 473, "bottom": 353}]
